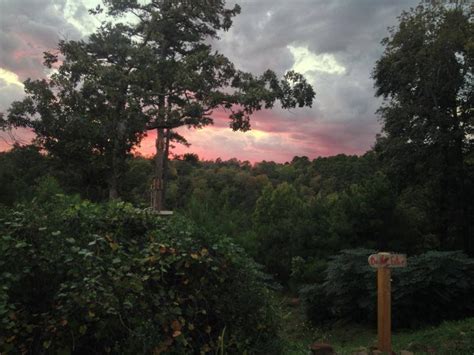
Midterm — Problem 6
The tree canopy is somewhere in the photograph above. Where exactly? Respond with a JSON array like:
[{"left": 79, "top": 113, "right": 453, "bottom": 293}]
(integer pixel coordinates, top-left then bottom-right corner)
[
  {"left": 373, "top": 4, "right": 473, "bottom": 253},
  {"left": 2, "top": 0, "right": 315, "bottom": 208}
]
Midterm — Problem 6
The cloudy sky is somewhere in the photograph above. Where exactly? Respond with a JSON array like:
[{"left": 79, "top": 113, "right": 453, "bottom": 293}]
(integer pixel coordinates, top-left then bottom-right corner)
[{"left": 0, "top": 0, "right": 420, "bottom": 162}]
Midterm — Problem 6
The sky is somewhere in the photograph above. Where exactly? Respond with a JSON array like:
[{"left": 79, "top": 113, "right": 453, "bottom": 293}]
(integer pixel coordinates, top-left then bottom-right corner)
[{"left": 0, "top": 0, "right": 420, "bottom": 163}]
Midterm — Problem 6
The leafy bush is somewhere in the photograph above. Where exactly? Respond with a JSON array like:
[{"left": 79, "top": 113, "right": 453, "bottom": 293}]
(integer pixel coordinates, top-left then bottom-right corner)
[
  {"left": 300, "top": 249, "right": 474, "bottom": 327},
  {"left": 0, "top": 197, "right": 281, "bottom": 353},
  {"left": 393, "top": 251, "right": 474, "bottom": 326},
  {"left": 300, "top": 249, "right": 376, "bottom": 324},
  {"left": 290, "top": 256, "right": 327, "bottom": 289}
]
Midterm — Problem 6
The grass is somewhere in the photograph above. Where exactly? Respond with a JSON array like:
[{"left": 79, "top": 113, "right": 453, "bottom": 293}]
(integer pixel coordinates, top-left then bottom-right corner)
[
  {"left": 393, "top": 318, "right": 474, "bottom": 354},
  {"left": 278, "top": 295, "right": 474, "bottom": 354}
]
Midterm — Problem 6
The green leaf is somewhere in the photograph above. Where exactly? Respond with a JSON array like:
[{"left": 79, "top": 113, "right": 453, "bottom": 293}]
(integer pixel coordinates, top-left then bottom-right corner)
[
  {"left": 43, "top": 340, "right": 51, "bottom": 349},
  {"left": 79, "top": 325, "right": 87, "bottom": 335}
]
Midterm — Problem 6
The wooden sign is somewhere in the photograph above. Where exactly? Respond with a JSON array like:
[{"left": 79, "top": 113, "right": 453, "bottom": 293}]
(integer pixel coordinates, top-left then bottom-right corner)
[
  {"left": 368, "top": 253, "right": 407, "bottom": 268},
  {"left": 368, "top": 252, "right": 407, "bottom": 353}
]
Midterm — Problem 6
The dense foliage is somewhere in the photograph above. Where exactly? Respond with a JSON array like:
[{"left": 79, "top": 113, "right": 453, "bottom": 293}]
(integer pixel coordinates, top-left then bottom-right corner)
[
  {"left": 1, "top": 143, "right": 471, "bottom": 289},
  {"left": 1, "top": 0, "right": 314, "bottom": 207},
  {"left": 0, "top": 196, "right": 281, "bottom": 354},
  {"left": 300, "top": 249, "right": 474, "bottom": 327},
  {"left": 373, "top": 5, "right": 473, "bottom": 253},
  {"left": 0, "top": 3, "right": 472, "bottom": 348}
]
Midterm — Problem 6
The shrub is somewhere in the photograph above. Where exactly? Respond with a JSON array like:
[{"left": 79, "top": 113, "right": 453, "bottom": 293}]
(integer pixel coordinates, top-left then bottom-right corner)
[
  {"left": 300, "top": 248, "right": 474, "bottom": 327},
  {"left": 300, "top": 249, "right": 376, "bottom": 325},
  {"left": 393, "top": 251, "right": 474, "bottom": 326},
  {"left": 0, "top": 197, "right": 281, "bottom": 353},
  {"left": 290, "top": 256, "right": 327, "bottom": 290}
]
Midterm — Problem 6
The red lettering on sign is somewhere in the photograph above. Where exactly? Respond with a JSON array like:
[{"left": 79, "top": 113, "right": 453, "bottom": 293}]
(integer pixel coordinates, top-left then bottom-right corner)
[{"left": 369, "top": 253, "right": 407, "bottom": 269}]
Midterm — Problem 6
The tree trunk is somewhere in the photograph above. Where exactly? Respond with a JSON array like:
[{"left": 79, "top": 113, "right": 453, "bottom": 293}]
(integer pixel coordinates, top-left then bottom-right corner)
[
  {"left": 152, "top": 127, "right": 165, "bottom": 211},
  {"left": 437, "top": 111, "right": 451, "bottom": 249},
  {"left": 108, "top": 94, "right": 127, "bottom": 201},
  {"left": 454, "top": 132, "right": 470, "bottom": 255},
  {"left": 109, "top": 175, "right": 119, "bottom": 200},
  {"left": 109, "top": 136, "right": 120, "bottom": 200},
  {"left": 162, "top": 129, "right": 171, "bottom": 207}
]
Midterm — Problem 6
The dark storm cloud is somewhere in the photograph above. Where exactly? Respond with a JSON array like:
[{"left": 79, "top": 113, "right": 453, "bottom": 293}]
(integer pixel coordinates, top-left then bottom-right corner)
[
  {"left": 217, "top": 0, "right": 417, "bottom": 70},
  {"left": 205, "top": 0, "right": 419, "bottom": 158}
]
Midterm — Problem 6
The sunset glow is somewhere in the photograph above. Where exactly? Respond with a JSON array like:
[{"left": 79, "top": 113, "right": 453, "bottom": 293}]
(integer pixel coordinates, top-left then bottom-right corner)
[{"left": 0, "top": 68, "right": 23, "bottom": 87}]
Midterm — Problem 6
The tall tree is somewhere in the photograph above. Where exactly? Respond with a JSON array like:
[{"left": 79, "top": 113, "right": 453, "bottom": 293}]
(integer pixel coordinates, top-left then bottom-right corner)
[
  {"left": 4, "top": 25, "right": 149, "bottom": 200},
  {"left": 2, "top": 0, "right": 315, "bottom": 206},
  {"left": 373, "top": 4, "right": 473, "bottom": 252},
  {"left": 97, "top": 0, "right": 315, "bottom": 211},
  {"left": 253, "top": 182, "right": 308, "bottom": 283}
]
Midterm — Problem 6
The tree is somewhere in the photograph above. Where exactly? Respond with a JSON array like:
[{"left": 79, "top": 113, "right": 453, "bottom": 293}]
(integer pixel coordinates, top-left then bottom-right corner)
[
  {"left": 95, "top": 0, "right": 315, "bottom": 211},
  {"left": 329, "top": 172, "right": 397, "bottom": 250},
  {"left": 253, "top": 182, "right": 308, "bottom": 283},
  {"left": 4, "top": 25, "right": 149, "bottom": 200},
  {"left": 373, "top": 4, "right": 473, "bottom": 253},
  {"left": 2, "top": 1, "right": 315, "bottom": 207},
  {"left": 0, "top": 145, "right": 49, "bottom": 204}
]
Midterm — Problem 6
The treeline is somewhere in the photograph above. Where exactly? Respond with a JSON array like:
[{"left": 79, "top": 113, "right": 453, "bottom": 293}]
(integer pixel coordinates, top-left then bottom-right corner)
[{"left": 2, "top": 146, "right": 473, "bottom": 289}]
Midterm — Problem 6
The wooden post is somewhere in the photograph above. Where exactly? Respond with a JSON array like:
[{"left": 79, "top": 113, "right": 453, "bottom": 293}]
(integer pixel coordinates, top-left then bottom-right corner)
[
  {"left": 152, "top": 128, "right": 165, "bottom": 211},
  {"left": 369, "top": 252, "right": 406, "bottom": 354},
  {"left": 377, "top": 266, "right": 391, "bottom": 353}
]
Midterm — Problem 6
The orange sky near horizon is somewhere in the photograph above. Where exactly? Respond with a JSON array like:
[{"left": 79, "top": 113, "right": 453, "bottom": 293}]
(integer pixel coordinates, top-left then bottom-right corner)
[{"left": 1, "top": 112, "right": 373, "bottom": 164}]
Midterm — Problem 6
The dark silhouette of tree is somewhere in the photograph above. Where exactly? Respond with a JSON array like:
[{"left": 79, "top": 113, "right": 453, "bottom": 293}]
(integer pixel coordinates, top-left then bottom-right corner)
[
  {"left": 2, "top": 1, "right": 315, "bottom": 209},
  {"left": 373, "top": 4, "right": 473, "bottom": 253},
  {"left": 94, "top": 0, "right": 316, "bottom": 210}
]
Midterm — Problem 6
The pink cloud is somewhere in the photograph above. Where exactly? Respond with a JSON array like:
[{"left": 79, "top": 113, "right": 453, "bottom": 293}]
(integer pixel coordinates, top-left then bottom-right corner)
[{"left": 0, "top": 127, "right": 36, "bottom": 150}]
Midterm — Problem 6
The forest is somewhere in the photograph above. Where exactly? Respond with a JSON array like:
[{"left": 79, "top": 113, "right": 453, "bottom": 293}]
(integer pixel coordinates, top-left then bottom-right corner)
[{"left": 0, "top": 0, "right": 473, "bottom": 354}]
